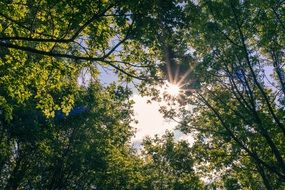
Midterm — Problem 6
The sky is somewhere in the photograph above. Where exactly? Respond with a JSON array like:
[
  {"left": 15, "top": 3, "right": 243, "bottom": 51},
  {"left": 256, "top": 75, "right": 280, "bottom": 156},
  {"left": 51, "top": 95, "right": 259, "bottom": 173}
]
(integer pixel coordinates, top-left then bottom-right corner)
[
  {"left": 131, "top": 94, "right": 176, "bottom": 142},
  {"left": 98, "top": 68, "right": 194, "bottom": 148},
  {"left": 131, "top": 94, "right": 194, "bottom": 148}
]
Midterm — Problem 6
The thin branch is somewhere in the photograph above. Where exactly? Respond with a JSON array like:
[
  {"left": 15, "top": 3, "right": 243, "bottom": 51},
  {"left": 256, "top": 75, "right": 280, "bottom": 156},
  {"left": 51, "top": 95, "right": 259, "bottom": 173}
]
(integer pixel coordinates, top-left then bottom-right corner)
[
  {"left": 271, "top": 7, "right": 285, "bottom": 32},
  {"left": 195, "top": 92, "right": 285, "bottom": 180},
  {"left": 0, "top": 4, "right": 114, "bottom": 43},
  {"left": 0, "top": 41, "right": 147, "bottom": 81},
  {"left": 229, "top": 1, "right": 285, "bottom": 137}
]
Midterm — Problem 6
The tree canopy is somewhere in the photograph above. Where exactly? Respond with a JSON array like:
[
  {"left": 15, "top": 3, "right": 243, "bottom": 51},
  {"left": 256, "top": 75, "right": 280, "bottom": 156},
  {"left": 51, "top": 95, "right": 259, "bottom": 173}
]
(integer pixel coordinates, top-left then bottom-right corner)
[
  {"left": 1, "top": 0, "right": 285, "bottom": 189},
  {"left": 159, "top": 0, "right": 285, "bottom": 189}
]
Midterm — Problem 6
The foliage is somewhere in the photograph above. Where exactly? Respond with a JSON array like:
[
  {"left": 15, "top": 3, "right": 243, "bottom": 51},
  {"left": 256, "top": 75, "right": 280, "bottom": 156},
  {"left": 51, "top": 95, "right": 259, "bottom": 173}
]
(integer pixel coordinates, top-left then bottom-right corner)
[
  {"left": 141, "top": 132, "right": 204, "bottom": 190},
  {"left": 159, "top": 0, "right": 285, "bottom": 189},
  {"left": 0, "top": 0, "right": 184, "bottom": 119},
  {"left": 2, "top": 0, "right": 285, "bottom": 189},
  {"left": 0, "top": 82, "right": 142, "bottom": 189}
]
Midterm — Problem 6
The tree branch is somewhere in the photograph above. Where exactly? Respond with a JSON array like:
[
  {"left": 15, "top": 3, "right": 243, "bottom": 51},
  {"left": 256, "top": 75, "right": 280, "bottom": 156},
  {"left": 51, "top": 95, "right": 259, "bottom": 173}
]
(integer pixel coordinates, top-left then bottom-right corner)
[
  {"left": 0, "top": 4, "right": 114, "bottom": 43},
  {"left": 196, "top": 92, "right": 285, "bottom": 180},
  {"left": 229, "top": 1, "right": 285, "bottom": 138}
]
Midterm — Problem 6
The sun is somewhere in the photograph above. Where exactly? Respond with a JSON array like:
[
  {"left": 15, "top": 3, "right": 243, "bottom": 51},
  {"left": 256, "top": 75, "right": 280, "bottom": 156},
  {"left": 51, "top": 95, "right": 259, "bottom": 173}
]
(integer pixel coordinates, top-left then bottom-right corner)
[{"left": 166, "top": 82, "right": 181, "bottom": 97}]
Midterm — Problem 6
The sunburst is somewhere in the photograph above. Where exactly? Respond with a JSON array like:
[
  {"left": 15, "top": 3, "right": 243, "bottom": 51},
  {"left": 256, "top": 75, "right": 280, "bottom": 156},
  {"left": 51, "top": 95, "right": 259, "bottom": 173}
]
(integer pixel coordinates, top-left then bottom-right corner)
[
  {"left": 164, "top": 65, "right": 193, "bottom": 96},
  {"left": 165, "top": 82, "right": 181, "bottom": 97},
  {"left": 163, "top": 48, "right": 195, "bottom": 99}
]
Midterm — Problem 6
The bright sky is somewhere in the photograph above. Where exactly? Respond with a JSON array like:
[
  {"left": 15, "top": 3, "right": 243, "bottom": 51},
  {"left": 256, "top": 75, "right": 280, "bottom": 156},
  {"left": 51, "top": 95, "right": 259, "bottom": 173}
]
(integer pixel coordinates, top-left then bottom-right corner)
[
  {"left": 97, "top": 68, "right": 194, "bottom": 148},
  {"left": 131, "top": 94, "right": 194, "bottom": 147},
  {"left": 131, "top": 94, "right": 176, "bottom": 142}
]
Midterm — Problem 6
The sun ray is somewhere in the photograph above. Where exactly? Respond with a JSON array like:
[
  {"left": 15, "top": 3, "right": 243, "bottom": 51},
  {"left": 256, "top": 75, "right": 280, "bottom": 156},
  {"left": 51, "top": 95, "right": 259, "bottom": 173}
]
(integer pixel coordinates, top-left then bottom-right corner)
[
  {"left": 174, "top": 64, "right": 180, "bottom": 84},
  {"left": 177, "top": 68, "right": 192, "bottom": 86},
  {"left": 164, "top": 48, "right": 174, "bottom": 83}
]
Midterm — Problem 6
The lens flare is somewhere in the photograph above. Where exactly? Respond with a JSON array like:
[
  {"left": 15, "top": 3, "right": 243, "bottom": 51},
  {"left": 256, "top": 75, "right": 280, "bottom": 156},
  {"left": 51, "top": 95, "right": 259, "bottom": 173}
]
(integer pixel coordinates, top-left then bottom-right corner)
[{"left": 166, "top": 83, "right": 181, "bottom": 97}]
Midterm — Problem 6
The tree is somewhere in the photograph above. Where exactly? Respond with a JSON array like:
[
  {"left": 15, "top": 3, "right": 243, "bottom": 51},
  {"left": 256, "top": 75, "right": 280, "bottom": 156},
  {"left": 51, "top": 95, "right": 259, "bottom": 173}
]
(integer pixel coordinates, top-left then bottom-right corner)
[
  {"left": 0, "top": 1, "right": 199, "bottom": 189},
  {"left": 0, "top": 82, "right": 146, "bottom": 189},
  {"left": 160, "top": 0, "right": 285, "bottom": 189},
  {"left": 0, "top": 0, "right": 184, "bottom": 119},
  {"left": 141, "top": 132, "right": 204, "bottom": 190},
  {"left": 3, "top": 0, "right": 285, "bottom": 189}
]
